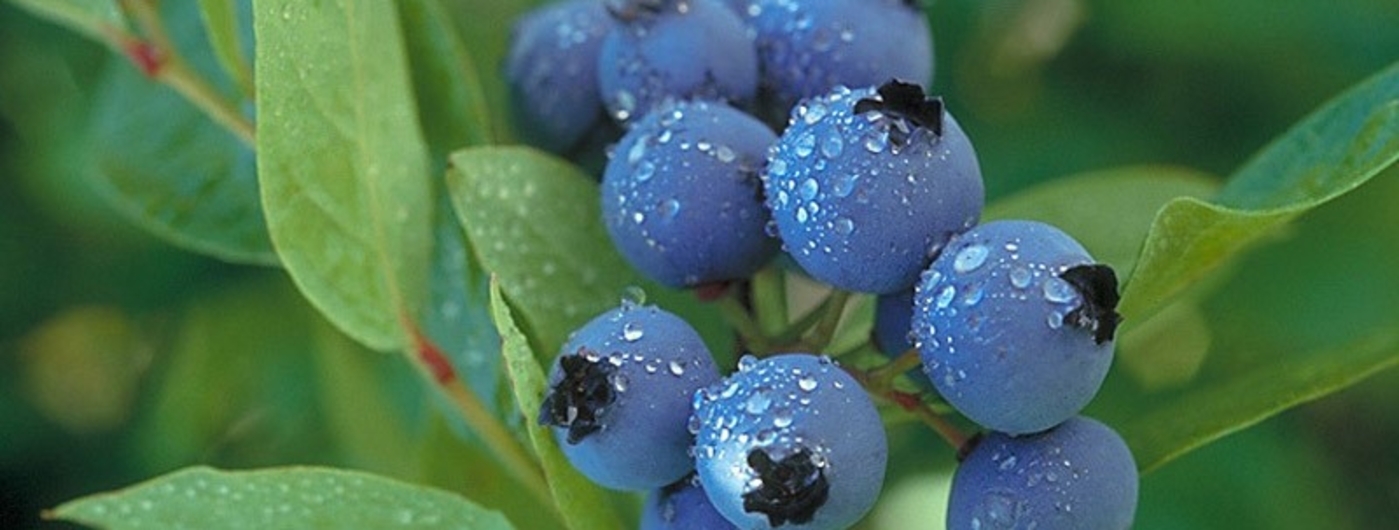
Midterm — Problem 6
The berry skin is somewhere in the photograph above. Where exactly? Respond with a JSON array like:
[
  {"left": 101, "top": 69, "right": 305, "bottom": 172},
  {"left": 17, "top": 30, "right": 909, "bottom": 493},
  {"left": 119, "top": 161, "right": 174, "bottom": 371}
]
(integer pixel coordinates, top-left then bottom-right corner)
[
  {"left": 598, "top": 0, "right": 759, "bottom": 124},
  {"left": 505, "top": 0, "right": 615, "bottom": 153},
  {"left": 538, "top": 303, "right": 720, "bottom": 490},
  {"left": 948, "top": 416, "right": 1138, "bottom": 530},
  {"left": 763, "top": 81, "right": 984, "bottom": 294},
  {"left": 692, "top": 354, "right": 887, "bottom": 530},
  {"left": 745, "top": 0, "right": 934, "bottom": 114},
  {"left": 640, "top": 475, "right": 738, "bottom": 530},
  {"left": 602, "top": 99, "right": 780, "bottom": 288},
  {"left": 873, "top": 289, "right": 915, "bottom": 357},
  {"left": 913, "top": 219, "right": 1122, "bottom": 435}
]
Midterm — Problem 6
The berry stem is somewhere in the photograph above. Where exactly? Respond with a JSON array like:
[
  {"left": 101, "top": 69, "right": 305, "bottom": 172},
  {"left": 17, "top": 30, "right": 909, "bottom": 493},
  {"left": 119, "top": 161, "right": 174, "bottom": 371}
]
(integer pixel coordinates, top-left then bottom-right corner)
[
  {"left": 803, "top": 290, "right": 851, "bottom": 352},
  {"left": 868, "top": 347, "right": 922, "bottom": 386},
  {"left": 844, "top": 361, "right": 971, "bottom": 452},
  {"left": 751, "top": 266, "right": 789, "bottom": 337},
  {"left": 113, "top": 0, "right": 256, "bottom": 146},
  {"left": 716, "top": 289, "right": 771, "bottom": 354}
]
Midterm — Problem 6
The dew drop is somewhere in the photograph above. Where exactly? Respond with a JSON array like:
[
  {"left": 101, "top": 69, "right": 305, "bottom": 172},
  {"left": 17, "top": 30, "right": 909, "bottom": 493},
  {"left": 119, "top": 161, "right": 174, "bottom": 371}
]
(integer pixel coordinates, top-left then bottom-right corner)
[
  {"left": 963, "top": 283, "right": 985, "bottom": 306},
  {"left": 795, "top": 132, "right": 816, "bottom": 157},
  {"left": 610, "top": 373, "right": 629, "bottom": 392},
  {"left": 833, "top": 217, "right": 854, "bottom": 235},
  {"left": 831, "top": 173, "right": 858, "bottom": 197},
  {"left": 620, "top": 285, "right": 647, "bottom": 306},
  {"left": 737, "top": 355, "right": 757, "bottom": 372},
  {"left": 658, "top": 198, "right": 681, "bottom": 221},
  {"left": 820, "top": 133, "right": 844, "bottom": 159},
  {"left": 1043, "top": 277, "right": 1077, "bottom": 303},
  {"left": 936, "top": 285, "right": 957, "bottom": 309},
  {"left": 772, "top": 408, "right": 794, "bottom": 428},
  {"left": 1010, "top": 266, "right": 1032, "bottom": 289},
  {"left": 635, "top": 160, "right": 656, "bottom": 182},
  {"left": 953, "top": 245, "right": 990, "bottom": 273},
  {"left": 668, "top": 360, "right": 686, "bottom": 376},
  {"left": 768, "top": 157, "right": 788, "bottom": 177},
  {"left": 799, "top": 178, "right": 819, "bottom": 200},
  {"left": 1047, "top": 311, "right": 1065, "bottom": 329},
  {"left": 621, "top": 322, "right": 644, "bottom": 342},
  {"left": 745, "top": 391, "right": 772, "bottom": 415},
  {"left": 797, "top": 376, "right": 818, "bottom": 392}
]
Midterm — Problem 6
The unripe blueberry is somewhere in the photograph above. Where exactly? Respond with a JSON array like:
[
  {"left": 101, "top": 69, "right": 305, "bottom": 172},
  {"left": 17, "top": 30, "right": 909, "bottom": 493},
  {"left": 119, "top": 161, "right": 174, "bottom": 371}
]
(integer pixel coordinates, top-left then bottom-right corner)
[
  {"left": 693, "top": 354, "right": 887, "bottom": 529},
  {"left": 949, "top": 417, "right": 1138, "bottom": 530},
  {"left": 539, "top": 303, "right": 720, "bottom": 490},
  {"left": 914, "top": 219, "right": 1121, "bottom": 435},
  {"left": 598, "top": 0, "right": 759, "bottom": 124},
  {"left": 763, "top": 80, "right": 984, "bottom": 294},
  {"left": 602, "top": 99, "right": 780, "bottom": 288}
]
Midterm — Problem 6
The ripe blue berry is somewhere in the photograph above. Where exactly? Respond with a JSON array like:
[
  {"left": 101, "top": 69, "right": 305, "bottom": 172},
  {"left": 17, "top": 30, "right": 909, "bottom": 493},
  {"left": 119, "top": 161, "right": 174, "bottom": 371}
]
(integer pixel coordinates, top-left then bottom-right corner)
[
  {"left": 913, "top": 219, "right": 1121, "bottom": 435},
  {"left": 949, "top": 416, "right": 1138, "bottom": 530},
  {"left": 744, "top": 0, "right": 934, "bottom": 113},
  {"left": 598, "top": 0, "right": 759, "bottom": 124},
  {"left": 692, "top": 354, "right": 887, "bottom": 529},
  {"left": 505, "top": 0, "right": 615, "bottom": 153},
  {"left": 763, "top": 80, "right": 984, "bottom": 294},
  {"left": 640, "top": 475, "right": 738, "bottom": 530},
  {"left": 539, "top": 303, "right": 720, "bottom": 490},
  {"left": 873, "top": 289, "right": 915, "bottom": 357},
  {"left": 602, "top": 100, "right": 780, "bottom": 288}
]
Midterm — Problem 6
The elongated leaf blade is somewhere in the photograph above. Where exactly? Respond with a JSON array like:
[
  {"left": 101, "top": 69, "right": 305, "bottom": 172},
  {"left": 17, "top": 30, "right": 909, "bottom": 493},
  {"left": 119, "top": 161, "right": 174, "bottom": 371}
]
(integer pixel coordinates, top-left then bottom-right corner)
[
  {"left": 254, "top": 0, "right": 433, "bottom": 350},
  {"left": 1122, "top": 332, "right": 1399, "bottom": 473},
  {"left": 50, "top": 466, "right": 514, "bottom": 530},
  {"left": 1120, "top": 61, "right": 1399, "bottom": 320},
  {"left": 8, "top": 0, "right": 126, "bottom": 42},
  {"left": 489, "top": 279, "right": 625, "bottom": 530}
]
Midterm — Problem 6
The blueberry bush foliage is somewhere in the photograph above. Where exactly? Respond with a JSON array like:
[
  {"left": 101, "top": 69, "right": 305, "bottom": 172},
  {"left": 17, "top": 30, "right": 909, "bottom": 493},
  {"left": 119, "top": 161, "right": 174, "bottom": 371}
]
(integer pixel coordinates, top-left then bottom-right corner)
[{"left": 2, "top": 0, "right": 1398, "bottom": 528}]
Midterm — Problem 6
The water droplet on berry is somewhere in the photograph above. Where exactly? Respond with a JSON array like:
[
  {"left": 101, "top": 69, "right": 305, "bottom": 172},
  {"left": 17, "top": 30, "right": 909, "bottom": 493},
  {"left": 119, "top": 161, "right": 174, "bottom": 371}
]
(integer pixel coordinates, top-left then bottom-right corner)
[
  {"left": 620, "top": 286, "right": 647, "bottom": 306},
  {"left": 768, "top": 157, "right": 788, "bottom": 177},
  {"left": 820, "top": 133, "right": 844, "bottom": 159},
  {"left": 772, "top": 408, "right": 794, "bottom": 428},
  {"left": 621, "top": 322, "right": 644, "bottom": 342},
  {"left": 745, "top": 391, "right": 772, "bottom": 415},
  {"left": 963, "top": 282, "right": 985, "bottom": 306},
  {"left": 668, "top": 360, "right": 685, "bottom": 376},
  {"left": 1047, "top": 311, "right": 1065, "bottom": 329},
  {"left": 715, "top": 145, "right": 736, "bottom": 163},
  {"left": 658, "top": 198, "right": 681, "bottom": 221},
  {"left": 1010, "top": 266, "right": 1032, "bottom": 289},
  {"left": 832, "top": 217, "right": 854, "bottom": 235},
  {"left": 797, "top": 376, "right": 818, "bottom": 392},
  {"left": 831, "top": 173, "right": 858, "bottom": 197},
  {"left": 1043, "top": 274, "right": 1078, "bottom": 304},
  {"left": 627, "top": 139, "right": 647, "bottom": 165},
  {"left": 635, "top": 160, "right": 655, "bottom": 182},
  {"left": 803, "top": 101, "right": 828, "bottom": 124},
  {"left": 954, "top": 245, "right": 989, "bottom": 273},
  {"left": 737, "top": 355, "right": 757, "bottom": 372},
  {"left": 795, "top": 132, "right": 816, "bottom": 157},
  {"left": 610, "top": 373, "right": 629, "bottom": 392},
  {"left": 936, "top": 285, "right": 956, "bottom": 309}
]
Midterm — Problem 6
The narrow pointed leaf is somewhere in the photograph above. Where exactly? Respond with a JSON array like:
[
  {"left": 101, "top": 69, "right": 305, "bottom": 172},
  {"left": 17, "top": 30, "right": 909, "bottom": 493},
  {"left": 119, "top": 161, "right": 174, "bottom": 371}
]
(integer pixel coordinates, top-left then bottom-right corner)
[
  {"left": 489, "top": 279, "right": 625, "bottom": 530},
  {"left": 254, "top": 0, "right": 433, "bottom": 350}
]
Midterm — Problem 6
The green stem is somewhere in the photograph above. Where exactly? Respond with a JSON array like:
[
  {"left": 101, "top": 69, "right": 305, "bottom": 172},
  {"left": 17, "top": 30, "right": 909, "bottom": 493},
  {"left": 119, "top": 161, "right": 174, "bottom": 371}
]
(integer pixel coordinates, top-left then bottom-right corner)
[
  {"left": 868, "top": 347, "right": 922, "bottom": 386},
  {"left": 438, "top": 378, "right": 555, "bottom": 511},
  {"left": 716, "top": 291, "right": 770, "bottom": 354},
  {"left": 115, "top": 0, "right": 256, "bottom": 146},
  {"left": 751, "top": 266, "right": 788, "bottom": 336},
  {"left": 804, "top": 290, "right": 851, "bottom": 352}
]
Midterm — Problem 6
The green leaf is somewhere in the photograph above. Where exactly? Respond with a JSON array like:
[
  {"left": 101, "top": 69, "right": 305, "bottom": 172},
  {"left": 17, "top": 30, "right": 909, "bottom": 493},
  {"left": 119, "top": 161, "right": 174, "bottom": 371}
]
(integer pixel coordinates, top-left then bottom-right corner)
[
  {"left": 254, "top": 0, "right": 433, "bottom": 351},
  {"left": 1121, "top": 331, "right": 1399, "bottom": 473},
  {"left": 488, "top": 279, "right": 624, "bottom": 530},
  {"left": 1120, "top": 61, "right": 1399, "bottom": 320},
  {"left": 197, "top": 0, "right": 254, "bottom": 97},
  {"left": 50, "top": 466, "right": 515, "bottom": 530},
  {"left": 443, "top": 147, "right": 627, "bottom": 353},
  {"left": 89, "top": 0, "right": 275, "bottom": 265},
  {"left": 397, "top": 0, "right": 495, "bottom": 154},
  {"left": 984, "top": 165, "right": 1220, "bottom": 274},
  {"left": 8, "top": 0, "right": 126, "bottom": 42}
]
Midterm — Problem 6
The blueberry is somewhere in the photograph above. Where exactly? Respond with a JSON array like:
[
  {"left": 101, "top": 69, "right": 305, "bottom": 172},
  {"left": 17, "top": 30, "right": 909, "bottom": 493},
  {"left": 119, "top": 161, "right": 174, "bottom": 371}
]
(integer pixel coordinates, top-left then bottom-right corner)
[
  {"left": 598, "top": 0, "right": 759, "bottom": 124},
  {"left": 763, "top": 80, "right": 984, "bottom": 294},
  {"left": 692, "top": 354, "right": 886, "bottom": 529},
  {"left": 539, "top": 302, "right": 720, "bottom": 490},
  {"left": 602, "top": 99, "right": 780, "bottom": 288},
  {"left": 873, "top": 289, "right": 915, "bottom": 357},
  {"left": 745, "top": 0, "right": 934, "bottom": 115},
  {"left": 913, "top": 219, "right": 1121, "bottom": 435},
  {"left": 640, "top": 474, "right": 738, "bottom": 530},
  {"left": 948, "top": 416, "right": 1138, "bottom": 530},
  {"left": 505, "top": 0, "right": 615, "bottom": 153}
]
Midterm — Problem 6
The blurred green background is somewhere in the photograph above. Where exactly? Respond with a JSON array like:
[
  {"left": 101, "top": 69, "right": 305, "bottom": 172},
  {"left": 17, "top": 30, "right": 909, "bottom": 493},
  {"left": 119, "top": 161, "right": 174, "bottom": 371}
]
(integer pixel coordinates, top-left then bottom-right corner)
[{"left": 2, "top": 0, "right": 1398, "bottom": 528}]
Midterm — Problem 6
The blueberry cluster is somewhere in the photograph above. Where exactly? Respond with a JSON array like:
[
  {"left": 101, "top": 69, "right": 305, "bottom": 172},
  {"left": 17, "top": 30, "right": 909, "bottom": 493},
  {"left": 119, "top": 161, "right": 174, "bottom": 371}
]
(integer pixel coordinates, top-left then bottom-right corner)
[
  {"left": 512, "top": 1, "right": 1138, "bottom": 528},
  {"left": 540, "top": 303, "right": 882, "bottom": 530}
]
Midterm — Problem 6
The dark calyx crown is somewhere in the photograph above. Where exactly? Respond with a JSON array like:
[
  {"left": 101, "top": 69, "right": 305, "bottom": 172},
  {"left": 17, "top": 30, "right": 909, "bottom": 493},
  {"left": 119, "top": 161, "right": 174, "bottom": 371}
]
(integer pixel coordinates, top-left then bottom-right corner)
[
  {"left": 605, "top": 0, "right": 669, "bottom": 21},
  {"left": 853, "top": 79, "right": 944, "bottom": 147},
  {"left": 1060, "top": 264, "right": 1123, "bottom": 344},
  {"left": 538, "top": 348, "right": 618, "bottom": 444},
  {"left": 742, "top": 447, "right": 830, "bottom": 526}
]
